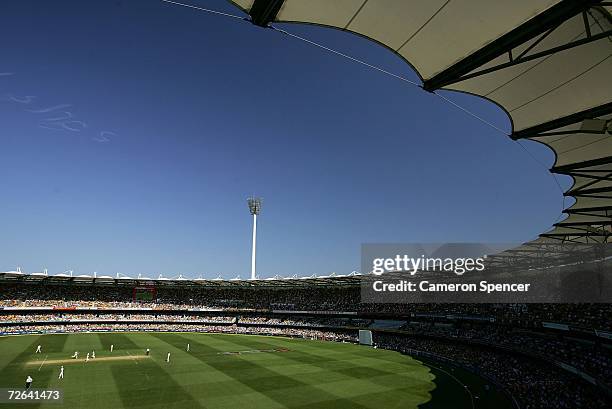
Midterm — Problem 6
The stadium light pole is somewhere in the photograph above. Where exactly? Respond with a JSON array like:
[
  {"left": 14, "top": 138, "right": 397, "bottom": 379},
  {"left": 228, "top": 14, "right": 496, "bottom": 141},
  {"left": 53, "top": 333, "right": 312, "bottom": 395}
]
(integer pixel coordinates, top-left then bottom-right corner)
[{"left": 247, "top": 196, "right": 262, "bottom": 280}]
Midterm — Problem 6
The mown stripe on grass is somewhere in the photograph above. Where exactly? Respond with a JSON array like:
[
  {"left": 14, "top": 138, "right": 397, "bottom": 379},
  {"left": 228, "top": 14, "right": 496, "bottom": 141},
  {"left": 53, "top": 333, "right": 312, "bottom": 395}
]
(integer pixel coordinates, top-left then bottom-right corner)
[
  {"left": 63, "top": 331, "right": 104, "bottom": 352},
  {"left": 208, "top": 334, "right": 398, "bottom": 381},
  {"left": 220, "top": 335, "right": 434, "bottom": 408},
  {"left": 131, "top": 332, "right": 282, "bottom": 407},
  {"left": 2, "top": 334, "right": 45, "bottom": 372},
  {"left": 210, "top": 334, "right": 435, "bottom": 400},
  {"left": 107, "top": 332, "right": 203, "bottom": 409},
  {"left": 97, "top": 332, "right": 141, "bottom": 350},
  {"left": 187, "top": 333, "right": 434, "bottom": 405},
  {"left": 151, "top": 332, "right": 373, "bottom": 409},
  {"left": 4, "top": 334, "right": 70, "bottom": 408}
]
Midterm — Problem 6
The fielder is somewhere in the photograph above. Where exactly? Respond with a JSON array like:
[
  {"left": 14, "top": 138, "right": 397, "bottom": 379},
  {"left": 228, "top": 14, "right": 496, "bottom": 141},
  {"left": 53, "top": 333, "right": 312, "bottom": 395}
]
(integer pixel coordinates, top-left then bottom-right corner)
[
  {"left": 146, "top": 348, "right": 150, "bottom": 356},
  {"left": 58, "top": 366, "right": 64, "bottom": 379},
  {"left": 71, "top": 351, "right": 79, "bottom": 359},
  {"left": 35, "top": 345, "right": 42, "bottom": 354},
  {"left": 85, "top": 353, "right": 90, "bottom": 362},
  {"left": 166, "top": 352, "right": 171, "bottom": 363},
  {"left": 110, "top": 344, "right": 114, "bottom": 352},
  {"left": 25, "top": 375, "right": 33, "bottom": 390},
  {"left": 187, "top": 343, "right": 190, "bottom": 352},
  {"left": 92, "top": 351, "right": 96, "bottom": 359}
]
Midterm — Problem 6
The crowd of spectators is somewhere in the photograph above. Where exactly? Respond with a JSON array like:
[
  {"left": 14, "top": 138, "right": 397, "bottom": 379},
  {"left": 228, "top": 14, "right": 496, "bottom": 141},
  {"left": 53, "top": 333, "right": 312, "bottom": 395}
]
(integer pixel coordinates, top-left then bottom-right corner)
[
  {"left": 376, "top": 333, "right": 610, "bottom": 409},
  {"left": 399, "top": 322, "right": 612, "bottom": 385},
  {"left": 0, "top": 313, "right": 366, "bottom": 327},
  {"left": 0, "top": 313, "right": 235, "bottom": 323},
  {"left": 1, "top": 283, "right": 610, "bottom": 330},
  {"left": 0, "top": 321, "right": 356, "bottom": 342}
]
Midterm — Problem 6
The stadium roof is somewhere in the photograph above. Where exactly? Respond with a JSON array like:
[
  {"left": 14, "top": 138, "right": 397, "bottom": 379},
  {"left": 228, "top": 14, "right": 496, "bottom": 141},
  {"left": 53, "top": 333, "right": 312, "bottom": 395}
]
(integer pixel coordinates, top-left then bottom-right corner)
[
  {"left": 228, "top": 0, "right": 612, "bottom": 246},
  {"left": 0, "top": 270, "right": 362, "bottom": 288}
]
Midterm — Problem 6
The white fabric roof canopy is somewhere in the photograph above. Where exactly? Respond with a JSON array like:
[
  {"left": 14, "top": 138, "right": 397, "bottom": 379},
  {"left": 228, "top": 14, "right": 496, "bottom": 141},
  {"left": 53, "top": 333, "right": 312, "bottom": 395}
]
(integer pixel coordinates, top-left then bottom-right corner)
[{"left": 228, "top": 0, "right": 612, "bottom": 246}]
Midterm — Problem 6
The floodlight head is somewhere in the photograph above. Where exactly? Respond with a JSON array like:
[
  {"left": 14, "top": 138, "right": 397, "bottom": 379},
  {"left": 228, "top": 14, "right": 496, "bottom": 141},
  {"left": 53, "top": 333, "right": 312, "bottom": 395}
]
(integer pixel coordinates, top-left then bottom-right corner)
[{"left": 247, "top": 196, "right": 262, "bottom": 215}]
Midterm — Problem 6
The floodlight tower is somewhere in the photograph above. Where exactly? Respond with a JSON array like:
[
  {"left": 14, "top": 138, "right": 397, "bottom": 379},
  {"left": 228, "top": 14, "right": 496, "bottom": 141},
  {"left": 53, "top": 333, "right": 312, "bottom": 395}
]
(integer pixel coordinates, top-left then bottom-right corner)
[{"left": 247, "top": 196, "right": 262, "bottom": 280}]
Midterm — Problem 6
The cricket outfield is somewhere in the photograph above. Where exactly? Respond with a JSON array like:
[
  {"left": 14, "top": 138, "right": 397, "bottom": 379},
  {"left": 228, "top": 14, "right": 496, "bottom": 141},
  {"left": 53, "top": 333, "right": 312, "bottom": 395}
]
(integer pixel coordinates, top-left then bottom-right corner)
[{"left": 0, "top": 332, "right": 514, "bottom": 408}]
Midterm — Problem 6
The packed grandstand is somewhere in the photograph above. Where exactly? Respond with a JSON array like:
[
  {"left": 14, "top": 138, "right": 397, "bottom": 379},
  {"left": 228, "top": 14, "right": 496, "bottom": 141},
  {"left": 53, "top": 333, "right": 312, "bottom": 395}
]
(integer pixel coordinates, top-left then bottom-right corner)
[{"left": 1, "top": 276, "right": 610, "bottom": 409}]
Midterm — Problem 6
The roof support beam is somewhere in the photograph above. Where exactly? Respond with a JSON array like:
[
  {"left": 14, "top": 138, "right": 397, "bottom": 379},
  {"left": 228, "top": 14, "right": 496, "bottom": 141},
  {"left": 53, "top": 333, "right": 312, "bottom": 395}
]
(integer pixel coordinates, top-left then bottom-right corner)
[
  {"left": 536, "top": 129, "right": 606, "bottom": 137},
  {"left": 541, "top": 232, "right": 609, "bottom": 237},
  {"left": 566, "top": 184, "right": 612, "bottom": 195},
  {"left": 552, "top": 155, "right": 612, "bottom": 173},
  {"left": 538, "top": 235, "right": 603, "bottom": 244},
  {"left": 570, "top": 172, "right": 612, "bottom": 182},
  {"left": 447, "top": 28, "right": 612, "bottom": 85},
  {"left": 555, "top": 221, "right": 612, "bottom": 227},
  {"left": 512, "top": 102, "right": 612, "bottom": 139},
  {"left": 566, "top": 205, "right": 612, "bottom": 213},
  {"left": 422, "top": 0, "right": 602, "bottom": 91},
  {"left": 248, "top": 0, "right": 285, "bottom": 27},
  {"left": 566, "top": 185, "right": 612, "bottom": 196}
]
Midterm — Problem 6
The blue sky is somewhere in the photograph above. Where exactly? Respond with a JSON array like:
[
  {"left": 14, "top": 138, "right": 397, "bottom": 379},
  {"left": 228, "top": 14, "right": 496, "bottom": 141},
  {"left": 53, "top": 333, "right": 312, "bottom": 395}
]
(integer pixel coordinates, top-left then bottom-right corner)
[{"left": 0, "top": 0, "right": 569, "bottom": 278}]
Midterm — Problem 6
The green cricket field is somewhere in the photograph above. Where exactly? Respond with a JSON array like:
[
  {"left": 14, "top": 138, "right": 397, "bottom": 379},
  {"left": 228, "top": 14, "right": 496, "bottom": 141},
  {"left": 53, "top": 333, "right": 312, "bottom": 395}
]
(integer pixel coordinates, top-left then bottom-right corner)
[{"left": 0, "top": 332, "right": 513, "bottom": 408}]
